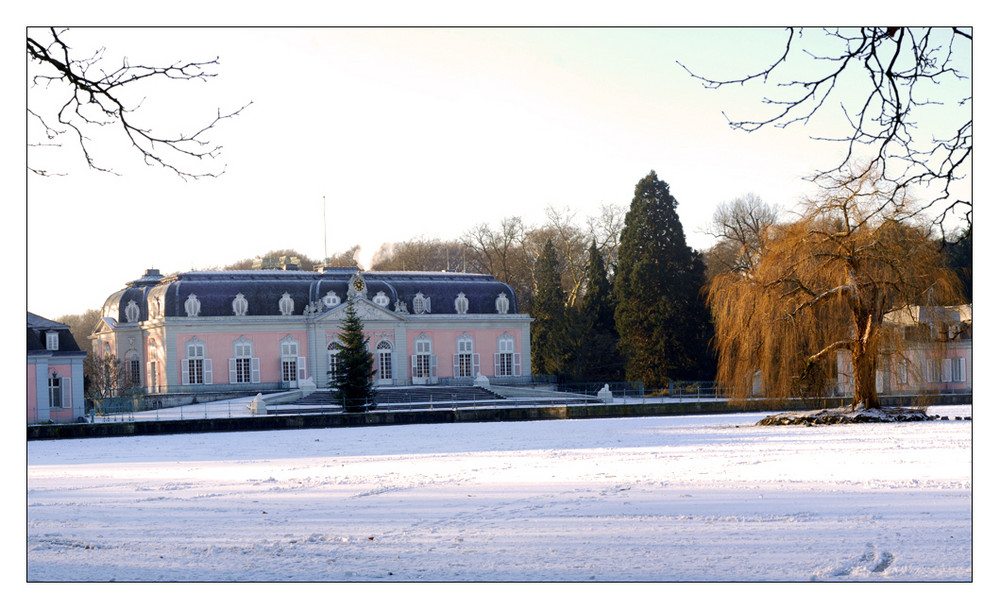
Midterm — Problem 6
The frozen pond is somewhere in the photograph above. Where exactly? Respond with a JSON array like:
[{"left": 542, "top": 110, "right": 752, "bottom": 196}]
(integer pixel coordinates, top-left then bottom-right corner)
[{"left": 27, "top": 406, "right": 971, "bottom": 582}]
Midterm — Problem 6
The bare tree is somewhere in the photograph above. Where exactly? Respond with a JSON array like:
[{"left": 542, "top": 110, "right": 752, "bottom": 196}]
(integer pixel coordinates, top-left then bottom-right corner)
[
  {"left": 708, "top": 166, "right": 962, "bottom": 411},
  {"left": 680, "top": 28, "right": 971, "bottom": 231},
  {"left": 703, "top": 193, "right": 779, "bottom": 281},
  {"left": 27, "top": 27, "right": 250, "bottom": 179}
]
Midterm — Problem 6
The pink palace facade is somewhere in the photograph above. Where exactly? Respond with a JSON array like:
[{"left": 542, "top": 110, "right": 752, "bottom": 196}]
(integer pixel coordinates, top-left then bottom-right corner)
[{"left": 90, "top": 268, "right": 532, "bottom": 399}]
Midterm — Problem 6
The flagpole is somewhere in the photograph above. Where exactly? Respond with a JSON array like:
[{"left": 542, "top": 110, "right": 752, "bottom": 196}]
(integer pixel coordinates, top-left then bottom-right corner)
[{"left": 323, "top": 195, "right": 328, "bottom": 267}]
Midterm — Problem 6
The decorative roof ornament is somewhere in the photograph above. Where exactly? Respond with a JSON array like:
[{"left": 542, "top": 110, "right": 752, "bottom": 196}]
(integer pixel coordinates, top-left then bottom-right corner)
[
  {"left": 495, "top": 292, "right": 510, "bottom": 314},
  {"left": 347, "top": 272, "right": 368, "bottom": 300},
  {"left": 124, "top": 300, "right": 140, "bottom": 323},
  {"left": 184, "top": 294, "right": 201, "bottom": 317},
  {"left": 454, "top": 292, "right": 469, "bottom": 315},
  {"left": 303, "top": 300, "right": 324, "bottom": 316},
  {"left": 232, "top": 293, "right": 249, "bottom": 316},
  {"left": 395, "top": 299, "right": 409, "bottom": 314},
  {"left": 278, "top": 292, "right": 295, "bottom": 316},
  {"left": 373, "top": 291, "right": 391, "bottom": 308},
  {"left": 413, "top": 292, "right": 430, "bottom": 314}
]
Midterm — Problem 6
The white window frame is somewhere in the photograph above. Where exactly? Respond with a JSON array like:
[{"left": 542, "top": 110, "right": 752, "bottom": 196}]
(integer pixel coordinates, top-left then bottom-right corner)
[
  {"left": 181, "top": 338, "right": 212, "bottom": 385},
  {"left": 280, "top": 337, "right": 304, "bottom": 384},
  {"left": 453, "top": 334, "right": 479, "bottom": 378},
  {"left": 376, "top": 339, "right": 393, "bottom": 382},
  {"left": 45, "top": 331, "right": 59, "bottom": 351},
  {"left": 229, "top": 338, "right": 260, "bottom": 384},
  {"left": 494, "top": 333, "right": 520, "bottom": 377},
  {"left": 411, "top": 335, "right": 437, "bottom": 381},
  {"left": 48, "top": 374, "right": 63, "bottom": 408}
]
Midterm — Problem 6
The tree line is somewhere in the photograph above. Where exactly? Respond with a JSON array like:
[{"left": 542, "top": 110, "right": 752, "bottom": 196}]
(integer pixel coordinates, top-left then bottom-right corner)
[{"left": 56, "top": 168, "right": 971, "bottom": 406}]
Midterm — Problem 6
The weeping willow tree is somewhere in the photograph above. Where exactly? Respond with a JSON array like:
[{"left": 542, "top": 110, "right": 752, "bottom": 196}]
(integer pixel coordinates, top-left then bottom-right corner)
[{"left": 708, "top": 167, "right": 962, "bottom": 411}]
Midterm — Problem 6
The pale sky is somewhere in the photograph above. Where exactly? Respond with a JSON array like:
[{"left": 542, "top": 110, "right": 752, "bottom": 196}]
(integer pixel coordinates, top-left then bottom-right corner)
[{"left": 21, "top": 20, "right": 976, "bottom": 321}]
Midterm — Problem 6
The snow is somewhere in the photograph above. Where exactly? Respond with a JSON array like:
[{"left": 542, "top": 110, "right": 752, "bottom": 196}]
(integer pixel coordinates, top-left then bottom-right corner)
[{"left": 27, "top": 406, "right": 971, "bottom": 584}]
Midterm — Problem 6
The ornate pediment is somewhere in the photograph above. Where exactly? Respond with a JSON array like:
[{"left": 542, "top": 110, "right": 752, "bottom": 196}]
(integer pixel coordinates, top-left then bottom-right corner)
[{"left": 318, "top": 298, "right": 405, "bottom": 322}]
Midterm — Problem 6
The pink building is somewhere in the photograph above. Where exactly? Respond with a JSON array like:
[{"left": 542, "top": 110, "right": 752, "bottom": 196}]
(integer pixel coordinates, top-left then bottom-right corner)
[
  {"left": 836, "top": 304, "right": 972, "bottom": 397},
  {"left": 28, "top": 313, "right": 87, "bottom": 423},
  {"left": 90, "top": 268, "right": 532, "bottom": 401}
]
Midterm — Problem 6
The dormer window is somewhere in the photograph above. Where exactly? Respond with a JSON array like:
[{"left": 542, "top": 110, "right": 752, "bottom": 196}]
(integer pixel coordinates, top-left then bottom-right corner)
[
  {"left": 454, "top": 292, "right": 469, "bottom": 314},
  {"left": 45, "top": 331, "right": 59, "bottom": 351},
  {"left": 279, "top": 293, "right": 295, "bottom": 316},
  {"left": 373, "top": 291, "right": 391, "bottom": 308},
  {"left": 232, "top": 293, "right": 249, "bottom": 316},
  {"left": 323, "top": 291, "right": 341, "bottom": 308},
  {"left": 124, "top": 300, "right": 140, "bottom": 323},
  {"left": 413, "top": 292, "right": 431, "bottom": 315}
]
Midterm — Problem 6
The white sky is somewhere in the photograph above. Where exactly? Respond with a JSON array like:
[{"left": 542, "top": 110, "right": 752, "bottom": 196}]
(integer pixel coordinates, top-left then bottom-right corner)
[{"left": 14, "top": 6, "right": 984, "bottom": 321}]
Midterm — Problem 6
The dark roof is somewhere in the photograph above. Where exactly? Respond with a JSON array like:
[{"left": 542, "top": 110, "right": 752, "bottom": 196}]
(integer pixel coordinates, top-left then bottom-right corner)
[
  {"left": 101, "top": 268, "right": 521, "bottom": 323},
  {"left": 27, "top": 312, "right": 84, "bottom": 354}
]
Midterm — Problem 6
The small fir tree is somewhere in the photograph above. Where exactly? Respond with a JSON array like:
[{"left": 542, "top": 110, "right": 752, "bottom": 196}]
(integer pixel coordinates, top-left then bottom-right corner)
[
  {"left": 330, "top": 300, "right": 377, "bottom": 411},
  {"left": 614, "top": 171, "right": 714, "bottom": 388}
]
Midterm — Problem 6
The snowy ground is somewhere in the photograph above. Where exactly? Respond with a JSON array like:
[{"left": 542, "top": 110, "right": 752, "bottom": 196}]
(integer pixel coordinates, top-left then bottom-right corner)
[{"left": 27, "top": 406, "right": 971, "bottom": 583}]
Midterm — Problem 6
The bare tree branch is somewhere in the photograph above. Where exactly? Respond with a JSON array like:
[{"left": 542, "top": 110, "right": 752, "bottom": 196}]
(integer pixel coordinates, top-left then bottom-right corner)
[
  {"left": 679, "top": 27, "right": 971, "bottom": 231},
  {"left": 27, "top": 27, "right": 251, "bottom": 179}
]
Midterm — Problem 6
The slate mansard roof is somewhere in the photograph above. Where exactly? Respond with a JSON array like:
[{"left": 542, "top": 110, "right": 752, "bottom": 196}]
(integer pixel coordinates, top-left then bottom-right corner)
[
  {"left": 100, "top": 268, "right": 521, "bottom": 323},
  {"left": 27, "top": 312, "right": 84, "bottom": 354}
]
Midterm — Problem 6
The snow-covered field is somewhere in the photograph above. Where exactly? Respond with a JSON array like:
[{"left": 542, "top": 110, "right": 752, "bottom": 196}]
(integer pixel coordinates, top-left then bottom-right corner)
[{"left": 27, "top": 406, "right": 971, "bottom": 583}]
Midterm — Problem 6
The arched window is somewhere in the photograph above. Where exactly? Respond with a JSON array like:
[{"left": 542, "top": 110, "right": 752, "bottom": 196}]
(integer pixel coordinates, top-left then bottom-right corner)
[
  {"left": 376, "top": 339, "right": 393, "bottom": 383},
  {"left": 280, "top": 336, "right": 305, "bottom": 385},
  {"left": 494, "top": 333, "right": 520, "bottom": 377},
  {"left": 454, "top": 333, "right": 479, "bottom": 378},
  {"left": 123, "top": 349, "right": 141, "bottom": 387},
  {"left": 230, "top": 337, "right": 260, "bottom": 384},
  {"left": 182, "top": 337, "right": 212, "bottom": 385},
  {"left": 411, "top": 334, "right": 436, "bottom": 381},
  {"left": 373, "top": 291, "right": 391, "bottom": 308}
]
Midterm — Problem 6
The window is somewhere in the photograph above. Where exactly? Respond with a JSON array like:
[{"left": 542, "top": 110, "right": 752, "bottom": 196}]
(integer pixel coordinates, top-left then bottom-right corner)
[
  {"left": 232, "top": 293, "right": 249, "bottom": 316},
  {"left": 45, "top": 331, "right": 59, "bottom": 351},
  {"left": 494, "top": 333, "right": 521, "bottom": 377},
  {"left": 454, "top": 334, "right": 479, "bottom": 378},
  {"left": 953, "top": 357, "right": 967, "bottom": 383},
  {"left": 925, "top": 359, "right": 941, "bottom": 383},
  {"left": 48, "top": 375, "right": 62, "bottom": 408},
  {"left": 373, "top": 291, "right": 391, "bottom": 308},
  {"left": 942, "top": 357, "right": 967, "bottom": 383},
  {"left": 454, "top": 292, "right": 469, "bottom": 314},
  {"left": 230, "top": 338, "right": 259, "bottom": 384},
  {"left": 413, "top": 292, "right": 430, "bottom": 314},
  {"left": 323, "top": 291, "right": 341, "bottom": 308},
  {"left": 376, "top": 340, "right": 393, "bottom": 382},
  {"left": 124, "top": 350, "right": 141, "bottom": 387},
  {"left": 412, "top": 335, "right": 435, "bottom": 380},
  {"left": 182, "top": 338, "right": 212, "bottom": 385},
  {"left": 279, "top": 337, "right": 306, "bottom": 385}
]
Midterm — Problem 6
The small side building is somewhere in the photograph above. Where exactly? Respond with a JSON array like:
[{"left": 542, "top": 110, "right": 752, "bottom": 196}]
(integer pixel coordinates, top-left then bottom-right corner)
[
  {"left": 28, "top": 313, "right": 87, "bottom": 423},
  {"left": 836, "top": 304, "right": 972, "bottom": 397}
]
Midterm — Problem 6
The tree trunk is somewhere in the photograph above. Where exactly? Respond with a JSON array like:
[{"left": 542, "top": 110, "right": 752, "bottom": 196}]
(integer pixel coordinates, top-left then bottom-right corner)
[{"left": 851, "top": 345, "right": 880, "bottom": 411}]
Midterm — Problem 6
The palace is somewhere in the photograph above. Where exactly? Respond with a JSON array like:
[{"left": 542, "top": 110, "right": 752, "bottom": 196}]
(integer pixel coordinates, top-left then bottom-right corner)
[{"left": 90, "top": 267, "right": 532, "bottom": 401}]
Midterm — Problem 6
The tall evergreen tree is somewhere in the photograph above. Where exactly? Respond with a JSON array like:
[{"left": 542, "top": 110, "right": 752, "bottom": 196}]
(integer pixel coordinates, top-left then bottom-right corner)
[
  {"left": 531, "top": 239, "right": 569, "bottom": 376},
  {"left": 614, "top": 171, "right": 714, "bottom": 388},
  {"left": 330, "top": 300, "right": 377, "bottom": 411},
  {"left": 568, "top": 241, "right": 623, "bottom": 382}
]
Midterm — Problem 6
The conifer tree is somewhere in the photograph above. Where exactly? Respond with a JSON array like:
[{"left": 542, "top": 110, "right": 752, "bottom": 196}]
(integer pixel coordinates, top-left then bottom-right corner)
[
  {"left": 331, "top": 300, "right": 377, "bottom": 411},
  {"left": 568, "top": 241, "right": 623, "bottom": 382},
  {"left": 531, "top": 239, "right": 569, "bottom": 376},
  {"left": 614, "top": 171, "right": 714, "bottom": 388}
]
